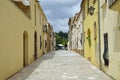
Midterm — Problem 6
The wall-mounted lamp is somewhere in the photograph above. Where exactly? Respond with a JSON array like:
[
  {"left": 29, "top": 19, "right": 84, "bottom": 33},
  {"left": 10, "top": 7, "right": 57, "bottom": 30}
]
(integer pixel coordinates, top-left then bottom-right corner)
[{"left": 88, "top": 6, "right": 95, "bottom": 15}]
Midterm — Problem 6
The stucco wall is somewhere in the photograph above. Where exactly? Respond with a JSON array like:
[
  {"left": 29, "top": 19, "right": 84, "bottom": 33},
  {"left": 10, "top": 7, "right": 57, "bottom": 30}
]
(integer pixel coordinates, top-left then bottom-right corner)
[
  {"left": 0, "top": 0, "right": 47, "bottom": 79},
  {"left": 83, "top": 0, "right": 99, "bottom": 67},
  {"left": 100, "top": 2, "right": 120, "bottom": 79}
]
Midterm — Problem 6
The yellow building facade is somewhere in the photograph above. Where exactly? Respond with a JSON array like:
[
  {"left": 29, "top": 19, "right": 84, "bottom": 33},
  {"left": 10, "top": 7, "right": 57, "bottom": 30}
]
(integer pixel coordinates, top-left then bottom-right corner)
[
  {"left": 47, "top": 23, "right": 53, "bottom": 52},
  {"left": 0, "top": 0, "right": 50, "bottom": 80},
  {"left": 81, "top": 0, "right": 100, "bottom": 67}
]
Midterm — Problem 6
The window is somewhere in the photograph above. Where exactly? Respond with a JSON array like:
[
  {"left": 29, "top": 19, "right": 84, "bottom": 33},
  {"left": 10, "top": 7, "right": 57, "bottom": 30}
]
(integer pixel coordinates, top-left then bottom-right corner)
[
  {"left": 93, "top": 0, "right": 96, "bottom": 4},
  {"left": 45, "top": 40, "right": 47, "bottom": 48},
  {"left": 103, "top": 33, "right": 109, "bottom": 66},
  {"left": 34, "top": 4, "right": 36, "bottom": 26},
  {"left": 87, "top": 28, "right": 91, "bottom": 47},
  {"left": 105, "top": 0, "right": 107, "bottom": 3},
  {"left": 103, "top": 8, "right": 107, "bottom": 18},
  {"left": 82, "top": 8, "right": 85, "bottom": 20},
  {"left": 80, "top": 33, "right": 83, "bottom": 45},
  {"left": 41, "top": 16, "right": 42, "bottom": 25},
  {"left": 77, "top": 37, "right": 78, "bottom": 47},
  {"left": 40, "top": 36, "right": 42, "bottom": 49},
  {"left": 94, "top": 22, "right": 97, "bottom": 40},
  {"left": 39, "top": 12, "right": 41, "bottom": 25},
  {"left": 87, "top": 0, "right": 89, "bottom": 8}
]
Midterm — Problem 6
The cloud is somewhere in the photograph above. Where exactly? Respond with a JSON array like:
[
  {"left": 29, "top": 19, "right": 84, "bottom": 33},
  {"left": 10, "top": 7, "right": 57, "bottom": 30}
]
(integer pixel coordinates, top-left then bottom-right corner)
[
  {"left": 41, "top": 0, "right": 80, "bottom": 9},
  {"left": 40, "top": 0, "right": 81, "bottom": 32},
  {"left": 49, "top": 18, "right": 69, "bottom": 32}
]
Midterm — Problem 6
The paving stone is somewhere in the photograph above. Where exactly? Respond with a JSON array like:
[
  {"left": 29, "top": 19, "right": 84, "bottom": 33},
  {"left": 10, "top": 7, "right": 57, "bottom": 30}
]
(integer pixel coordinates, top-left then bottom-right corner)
[{"left": 8, "top": 50, "right": 113, "bottom": 80}]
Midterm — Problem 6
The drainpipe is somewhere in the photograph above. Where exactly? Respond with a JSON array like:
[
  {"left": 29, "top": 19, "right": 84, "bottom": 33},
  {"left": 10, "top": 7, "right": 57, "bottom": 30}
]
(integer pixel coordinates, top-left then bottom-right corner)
[{"left": 98, "top": 0, "right": 102, "bottom": 70}]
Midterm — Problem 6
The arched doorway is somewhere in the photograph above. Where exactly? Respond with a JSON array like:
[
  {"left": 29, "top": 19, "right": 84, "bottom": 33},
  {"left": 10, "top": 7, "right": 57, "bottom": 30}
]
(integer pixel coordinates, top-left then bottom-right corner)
[
  {"left": 34, "top": 31, "right": 37, "bottom": 60},
  {"left": 23, "top": 31, "right": 28, "bottom": 67}
]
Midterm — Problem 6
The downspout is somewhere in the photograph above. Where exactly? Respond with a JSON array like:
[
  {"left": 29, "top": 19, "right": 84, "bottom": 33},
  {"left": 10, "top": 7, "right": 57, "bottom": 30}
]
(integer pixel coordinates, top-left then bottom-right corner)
[{"left": 98, "top": 0, "right": 102, "bottom": 70}]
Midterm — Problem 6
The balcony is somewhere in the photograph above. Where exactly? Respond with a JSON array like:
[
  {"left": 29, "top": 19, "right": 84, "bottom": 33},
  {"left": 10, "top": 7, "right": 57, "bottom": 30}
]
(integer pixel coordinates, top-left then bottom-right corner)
[
  {"left": 43, "top": 25, "right": 48, "bottom": 33},
  {"left": 12, "top": 0, "right": 31, "bottom": 18},
  {"left": 109, "top": 0, "right": 120, "bottom": 11}
]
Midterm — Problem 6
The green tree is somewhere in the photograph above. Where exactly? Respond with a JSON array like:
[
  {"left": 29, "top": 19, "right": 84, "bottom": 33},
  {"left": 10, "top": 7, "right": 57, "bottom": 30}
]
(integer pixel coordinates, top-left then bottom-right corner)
[{"left": 55, "top": 31, "right": 68, "bottom": 46}]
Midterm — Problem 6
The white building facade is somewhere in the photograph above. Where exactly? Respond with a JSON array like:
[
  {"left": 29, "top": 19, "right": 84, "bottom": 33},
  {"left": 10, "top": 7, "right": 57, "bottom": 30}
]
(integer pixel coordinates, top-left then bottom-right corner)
[
  {"left": 68, "top": 11, "right": 84, "bottom": 55},
  {"left": 100, "top": 0, "right": 120, "bottom": 79}
]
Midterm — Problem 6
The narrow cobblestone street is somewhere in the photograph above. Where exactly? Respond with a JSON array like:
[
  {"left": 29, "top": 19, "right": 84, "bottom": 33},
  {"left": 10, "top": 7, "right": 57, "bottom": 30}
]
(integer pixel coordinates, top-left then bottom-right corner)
[{"left": 8, "top": 50, "right": 113, "bottom": 80}]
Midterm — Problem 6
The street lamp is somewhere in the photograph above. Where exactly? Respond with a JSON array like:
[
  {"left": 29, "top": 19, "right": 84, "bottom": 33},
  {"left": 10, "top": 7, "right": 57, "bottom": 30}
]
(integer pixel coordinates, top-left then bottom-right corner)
[{"left": 88, "top": 6, "right": 95, "bottom": 15}]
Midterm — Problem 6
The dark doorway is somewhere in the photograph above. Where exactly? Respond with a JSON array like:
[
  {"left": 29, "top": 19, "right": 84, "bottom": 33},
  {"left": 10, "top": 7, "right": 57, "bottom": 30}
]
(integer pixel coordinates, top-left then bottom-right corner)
[
  {"left": 34, "top": 31, "right": 37, "bottom": 60},
  {"left": 23, "top": 31, "right": 28, "bottom": 67}
]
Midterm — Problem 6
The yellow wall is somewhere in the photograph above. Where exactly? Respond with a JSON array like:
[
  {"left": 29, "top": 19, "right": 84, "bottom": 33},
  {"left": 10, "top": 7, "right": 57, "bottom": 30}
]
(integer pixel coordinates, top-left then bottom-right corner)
[
  {"left": 83, "top": 0, "right": 99, "bottom": 67},
  {"left": 0, "top": 0, "right": 48, "bottom": 80},
  {"left": 35, "top": 2, "right": 45, "bottom": 57},
  {"left": 47, "top": 24, "right": 51, "bottom": 52}
]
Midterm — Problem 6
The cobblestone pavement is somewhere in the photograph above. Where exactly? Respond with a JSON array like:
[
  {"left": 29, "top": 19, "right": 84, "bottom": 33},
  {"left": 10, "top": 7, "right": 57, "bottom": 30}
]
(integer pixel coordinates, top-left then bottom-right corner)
[{"left": 8, "top": 50, "right": 113, "bottom": 80}]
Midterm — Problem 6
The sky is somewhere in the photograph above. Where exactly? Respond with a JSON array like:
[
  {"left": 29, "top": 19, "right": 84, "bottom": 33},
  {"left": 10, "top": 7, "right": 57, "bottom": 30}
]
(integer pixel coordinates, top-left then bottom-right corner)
[{"left": 40, "top": 0, "right": 82, "bottom": 32}]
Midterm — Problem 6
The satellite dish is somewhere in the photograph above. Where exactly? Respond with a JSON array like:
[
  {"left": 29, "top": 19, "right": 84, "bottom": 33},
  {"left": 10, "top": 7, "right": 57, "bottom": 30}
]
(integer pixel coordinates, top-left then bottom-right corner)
[{"left": 22, "top": 0, "right": 30, "bottom": 6}]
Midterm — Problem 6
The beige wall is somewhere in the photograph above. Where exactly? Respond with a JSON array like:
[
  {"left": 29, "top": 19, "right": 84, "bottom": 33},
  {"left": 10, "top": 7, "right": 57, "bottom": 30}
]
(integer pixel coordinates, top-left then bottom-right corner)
[
  {"left": 0, "top": 0, "right": 49, "bottom": 80},
  {"left": 47, "top": 24, "right": 53, "bottom": 52},
  {"left": 100, "top": 1, "right": 120, "bottom": 80}
]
